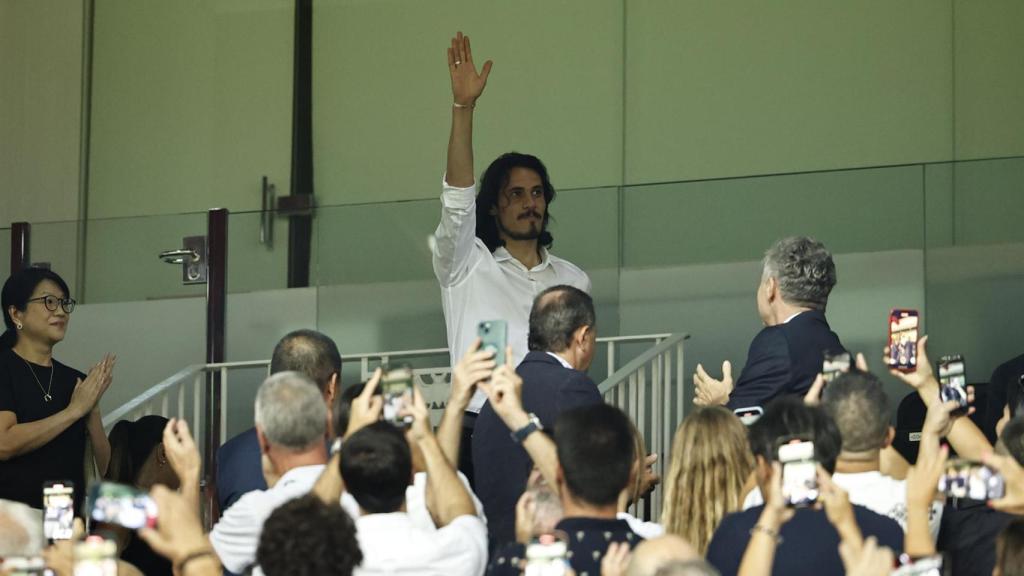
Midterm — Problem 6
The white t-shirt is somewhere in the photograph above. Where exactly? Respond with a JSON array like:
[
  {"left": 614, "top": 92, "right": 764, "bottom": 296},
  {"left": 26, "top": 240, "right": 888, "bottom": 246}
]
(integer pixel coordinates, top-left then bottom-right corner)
[
  {"left": 432, "top": 179, "right": 591, "bottom": 412},
  {"left": 742, "top": 472, "right": 944, "bottom": 540},
  {"left": 340, "top": 470, "right": 486, "bottom": 530},
  {"left": 617, "top": 511, "right": 664, "bottom": 539},
  {"left": 354, "top": 512, "right": 488, "bottom": 576},
  {"left": 210, "top": 464, "right": 325, "bottom": 574}
]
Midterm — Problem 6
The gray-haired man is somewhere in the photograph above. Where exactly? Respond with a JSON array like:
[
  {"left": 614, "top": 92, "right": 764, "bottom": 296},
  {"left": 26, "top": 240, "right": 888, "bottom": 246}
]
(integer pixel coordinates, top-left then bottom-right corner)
[
  {"left": 210, "top": 372, "right": 329, "bottom": 574},
  {"left": 694, "top": 236, "right": 846, "bottom": 409}
]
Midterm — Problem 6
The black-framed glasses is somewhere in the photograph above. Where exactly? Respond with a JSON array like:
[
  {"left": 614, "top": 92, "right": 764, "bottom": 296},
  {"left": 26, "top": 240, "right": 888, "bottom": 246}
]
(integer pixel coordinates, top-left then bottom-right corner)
[{"left": 27, "top": 295, "right": 76, "bottom": 314}]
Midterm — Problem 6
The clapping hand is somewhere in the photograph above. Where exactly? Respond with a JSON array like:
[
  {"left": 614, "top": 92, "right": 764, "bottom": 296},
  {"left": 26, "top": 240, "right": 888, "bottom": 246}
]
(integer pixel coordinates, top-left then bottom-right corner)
[
  {"left": 694, "top": 361, "right": 733, "bottom": 406},
  {"left": 69, "top": 354, "right": 115, "bottom": 418},
  {"left": 448, "top": 31, "right": 492, "bottom": 107},
  {"left": 163, "top": 418, "right": 201, "bottom": 485}
]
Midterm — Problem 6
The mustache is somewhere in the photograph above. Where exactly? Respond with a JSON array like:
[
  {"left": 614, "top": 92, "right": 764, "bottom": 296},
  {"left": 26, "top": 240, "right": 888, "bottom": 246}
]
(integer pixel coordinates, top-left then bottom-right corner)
[{"left": 517, "top": 211, "right": 543, "bottom": 220}]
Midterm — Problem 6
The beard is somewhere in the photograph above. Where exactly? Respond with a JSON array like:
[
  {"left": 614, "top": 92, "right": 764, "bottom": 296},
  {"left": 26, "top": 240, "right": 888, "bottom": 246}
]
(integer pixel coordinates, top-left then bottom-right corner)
[{"left": 497, "top": 216, "right": 543, "bottom": 241}]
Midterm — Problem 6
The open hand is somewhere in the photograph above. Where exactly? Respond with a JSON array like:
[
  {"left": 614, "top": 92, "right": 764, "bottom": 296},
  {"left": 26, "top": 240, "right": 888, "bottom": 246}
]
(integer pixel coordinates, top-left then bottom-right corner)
[
  {"left": 163, "top": 418, "right": 201, "bottom": 485},
  {"left": 69, "top": 354, "right": 115, "bottom": 418},
  {"left": 345, "top": 368, "right": 384, "bottom": 438},
  {"left": 885, "top": 336, "right": 939, "bottom": 402},
  {"left": 448, "top": 31, "right": 492, "bottom": 106},
  {"left": 694, "top": 361, "right": 732, "bottom": 406}
]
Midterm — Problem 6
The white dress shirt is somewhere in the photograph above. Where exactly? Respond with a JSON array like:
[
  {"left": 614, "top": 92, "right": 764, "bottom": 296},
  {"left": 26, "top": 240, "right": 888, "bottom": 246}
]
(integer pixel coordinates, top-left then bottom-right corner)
[
  {"left": 354, "top": 512, "right": 488, "bottom": 576},
  {"left": 340, "top": 470, "right": 486, "bottom": 530},
  {"left": 432, "top": 178, "right": 591, "bottom": 413},
  {"left": 210, "top": 464, "right": 325, "bottom": 574}
]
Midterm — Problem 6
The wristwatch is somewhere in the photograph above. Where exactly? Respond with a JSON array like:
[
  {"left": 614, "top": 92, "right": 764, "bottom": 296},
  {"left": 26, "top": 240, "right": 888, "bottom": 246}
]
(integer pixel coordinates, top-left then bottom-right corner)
[{"left": 511, "top": 413, "right": 543, "bottom": 444}]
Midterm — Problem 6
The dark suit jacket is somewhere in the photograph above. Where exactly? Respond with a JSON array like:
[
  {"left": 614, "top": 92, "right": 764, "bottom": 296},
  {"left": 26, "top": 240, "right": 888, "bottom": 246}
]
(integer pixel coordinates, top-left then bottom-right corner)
[
  {"left": 726, "top": 309, "right": 844, "bottom": 410},
  {"left": 215, "top": 427, "right": 266, "bottom": 514},
  {"left": 472, "top": 351, "right": 603, "bottom": 547}
]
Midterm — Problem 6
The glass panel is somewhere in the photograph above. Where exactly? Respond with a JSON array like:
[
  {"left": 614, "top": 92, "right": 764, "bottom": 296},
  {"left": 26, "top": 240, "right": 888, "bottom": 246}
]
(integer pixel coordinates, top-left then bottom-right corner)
[{"left": 0, "top": 227, "right": 10, "bottom": 282}]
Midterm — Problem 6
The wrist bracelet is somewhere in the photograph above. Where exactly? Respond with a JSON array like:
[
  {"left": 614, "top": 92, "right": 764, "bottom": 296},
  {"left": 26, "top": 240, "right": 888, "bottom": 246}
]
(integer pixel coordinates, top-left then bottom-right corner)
[
  {"left": 176, "top": 550, "right": 217, "bottom": 574},
  {"left": 453, "top": 102, "right": 475, "bottom": 109},
  {"left": 750, "top": 524, "right": 783, "bottom": 544}
]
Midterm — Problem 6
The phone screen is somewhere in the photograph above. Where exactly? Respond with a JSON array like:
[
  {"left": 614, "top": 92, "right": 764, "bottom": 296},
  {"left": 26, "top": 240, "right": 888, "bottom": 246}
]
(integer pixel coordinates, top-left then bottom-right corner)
[
  {"left": 73, "top": 536, "right": 118, "bottom": 576},
  {"left": 938, "top": 355, "right": 968, "bottom": 414},
  {"left": 43, "top": 481, "right": 75, "bottom": 541},
  {"left": 88, "top": 482, "right": 158, "bottom": 530},
  {"left": 779, "top": 440, "right": 818, "bottom": 507},
  {"left": 938, "top": 459, "right": 1005, "bottom": 501},
  {"left": 524, "top": 532, "right": 569, "bottom": 576},
  {"left": 733, "top": 407, "right": 763, "bottom": 426},
  {"left": 380, "top": 366, "right": 414, "bottom": 426},
  {"left": 888, "top": 309, "right": 919, "bottom": 371},
  {"left": 477, "top": 320, "right": 508, "bottom": 366},
  {"left": 822, "top": 351, "right": 851, "bottom": 384}
]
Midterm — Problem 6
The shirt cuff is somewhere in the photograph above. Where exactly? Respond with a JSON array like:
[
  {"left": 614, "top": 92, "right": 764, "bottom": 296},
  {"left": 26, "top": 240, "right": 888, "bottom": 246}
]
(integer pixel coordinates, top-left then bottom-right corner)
[{"left": 442, "top": 174, "right": 477, "bottom": 209}]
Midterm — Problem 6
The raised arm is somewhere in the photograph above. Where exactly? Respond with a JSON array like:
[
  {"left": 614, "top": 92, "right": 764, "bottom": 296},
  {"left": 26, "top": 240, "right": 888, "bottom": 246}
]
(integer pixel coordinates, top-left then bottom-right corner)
[
  {"left": 437, "top": 339, "right": 496, "bottom": 467},
  {"left": 445, "top": 31, "right": 492, "bottom": 188},
  {"left": 408, "top": 386, "right": 476, "bottom": 526}
]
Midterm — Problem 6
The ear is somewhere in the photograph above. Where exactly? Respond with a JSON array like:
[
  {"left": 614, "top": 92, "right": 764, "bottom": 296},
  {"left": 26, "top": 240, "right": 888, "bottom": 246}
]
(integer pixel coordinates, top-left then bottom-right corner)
[
  {"left": 325, "top": 373, "right": 339, "bottom": 404},
  {"left": 573, "top": 325, "right": 591, "bottom": 348},
  {"left": 765, "top": 276, "right": 779, "bottom": 303},
  {"left": 883, "top": 426, "right": 895, "bottom": 449},
  {"left": 7, "top": 305, "right": 22, "bottom": 326},
  {"left": 255, "top": 427, "right": 271, "bottom": 455}
]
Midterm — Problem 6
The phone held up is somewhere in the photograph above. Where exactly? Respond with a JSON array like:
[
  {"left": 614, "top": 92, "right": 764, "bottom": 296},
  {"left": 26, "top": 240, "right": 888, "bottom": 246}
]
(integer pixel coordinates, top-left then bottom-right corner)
[
  {"left": 379, "top": 365, "right": 415, "bottom": 427},
  {"left": 43, "top": 480, "right": 75, "bottom": 542},
  {"left": 938, "top": 458, "right": 1005, "bottom": 501},
  {"left": 778, "top": 437, "right": 818, "bottom": 508},
  {"left": 478, "top": 320, "right": 507, "bottom": 367},
  {"left": 89, "top": 482, "right": 158, "bottom": 530},
  {"left": 821, "top": 350, "right": 851, "bottom": 384},
  {"left": 888, "top": 309, "right": 919, "bottom": 371},
  {"left": 524, "top": 532, "right": 570, "bottom": 576},
  {"left": 938, "top": 355, "right": 968, "bottom": 415}
]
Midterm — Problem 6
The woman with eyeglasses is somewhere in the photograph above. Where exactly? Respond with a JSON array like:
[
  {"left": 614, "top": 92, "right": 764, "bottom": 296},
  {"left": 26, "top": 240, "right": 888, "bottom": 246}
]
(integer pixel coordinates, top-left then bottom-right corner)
[{"left": 0, "top": 267, "right": 114, "bottom": 512}]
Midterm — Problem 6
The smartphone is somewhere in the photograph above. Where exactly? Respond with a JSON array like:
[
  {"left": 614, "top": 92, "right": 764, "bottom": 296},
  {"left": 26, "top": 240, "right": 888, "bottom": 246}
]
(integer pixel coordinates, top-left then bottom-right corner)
[
  {"left": 524, "top": 532, "right": 570, "bottom": 576},
  {"left": 73, "top": 536, "right": 118, "bottom": 576},
  {"left": 380, "top": 365, "right": 414, "bottom": 427},
  {"left": 88, "top": 482, "right": 158, "bottom": 530},
  {"left": 733, "top": 406, "right": 764, "bottom": 426},
  {"left": 0, "top": 557, "right": 53, "bottom": 576},
  {"left": 888, "top": 309, "right": 919, "bottom": 371},
  {"left": 938, "top": 355, "right": 968, "bottom": 415},
  {"left": 937, "top": 459, "right": 1005, "bottom": 501},
  {"left": 477, "top": 320, "right": 507, "bottom": 367},
  {"left": 778, "top": 438, "right": 818, "bottom": 508},
  {"left": 822, "top": 351, "right": 852, "bottom": 384},
  {"left": 43, "top": 480, "right": 75, "bottom": 541}
]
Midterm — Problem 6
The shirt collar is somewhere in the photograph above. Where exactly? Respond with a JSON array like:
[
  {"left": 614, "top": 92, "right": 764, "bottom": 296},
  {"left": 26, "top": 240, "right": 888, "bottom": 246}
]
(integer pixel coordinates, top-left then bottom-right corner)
[
  {"left": 545, "top": 351, "right": 574, "bottom": 369},
  {"left": 493, "top": 246, "right": 553, "bottom": 272},
  {"left": 274, "top": 464, "right": 325, "bottom": 489},
  {"left": 782, "top": 311, "right": 804, "bottom": 324}
]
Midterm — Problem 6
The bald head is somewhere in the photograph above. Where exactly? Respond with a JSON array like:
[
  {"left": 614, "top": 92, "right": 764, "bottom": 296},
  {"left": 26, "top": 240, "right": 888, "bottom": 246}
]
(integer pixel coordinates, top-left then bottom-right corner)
[
  {"left": 527, "top": 284, "right": 595, "bottom": 353},
  {"left": 626, "top": 535, "right": 702, "bottom": 576},
  {"left": 270, "top": 329, "right": 341, "bottom": 393}
]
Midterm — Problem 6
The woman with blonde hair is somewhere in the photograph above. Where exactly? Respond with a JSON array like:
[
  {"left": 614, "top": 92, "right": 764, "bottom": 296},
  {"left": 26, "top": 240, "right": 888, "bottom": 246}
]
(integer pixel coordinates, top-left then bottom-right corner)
[{"left": 661, "top": 406, "right": 754, "bottom": 554}]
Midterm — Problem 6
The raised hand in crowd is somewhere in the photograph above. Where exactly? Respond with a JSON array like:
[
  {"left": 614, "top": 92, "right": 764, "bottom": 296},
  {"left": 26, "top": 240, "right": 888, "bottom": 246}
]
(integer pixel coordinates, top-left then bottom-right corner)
[
  {"left": 839, "top": 536, "right": 895, "bottom": 576},
  {"left": 737, "top": 462, "right": 793, "bottom": 576},
  {"left": 344, "top": 368, "right": 383, "bottom": 438},
  {"left": 600, "top": 541, "right": 632, "bottom": 576},
  {"left": 803, "top": 352, "right": 868, "bottom": 406},
  {"left": 904, "top": 428, "right": 948, "bottom": 558},
  {"left": 818, "top": 468, "right": 862, "bottom": 556},
  {"left": 984, "top": 451, "right": 1024, "bottom": 515},
  {"left": 694, "top": 360, "right": 732, "bottom": 407},
  {"left": 139, "top": 485, "right": 220, "bottom": 576},
  {"left": 448, "top": 31, "right": 492, "bottom": 108},
  {"left": 41, "top": 518, "right": 143, "bottom": 576},
  {"left": 446, "top": 31, "right": 493, "bottom": 188},
  {"left": 69, "top": 354, "right": 115, "bottom": 418},
  {"left": 162, "top": 417, "right": 201, "bottom": 510},
  {"left": 438, "top": 338, "right": 496, "bottom": 466}
]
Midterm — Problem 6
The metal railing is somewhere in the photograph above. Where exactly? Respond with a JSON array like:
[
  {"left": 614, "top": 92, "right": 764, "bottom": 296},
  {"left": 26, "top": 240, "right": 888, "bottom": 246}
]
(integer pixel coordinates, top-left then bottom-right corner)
[{"left": 102, "top": 332, "right": 688, "bottom": 523}]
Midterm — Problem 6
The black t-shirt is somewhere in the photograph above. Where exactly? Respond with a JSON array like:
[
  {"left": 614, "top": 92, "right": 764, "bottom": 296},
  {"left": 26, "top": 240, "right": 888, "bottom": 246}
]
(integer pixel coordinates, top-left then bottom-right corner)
[
  {"left": 937, "top": 500, "right": 1018, "bottom": 576},
  {"left": 488, "top": 517, "right": 642, "bottom": 576},
  {"left": 706, "top": 504, "right": 904, "bottom": 576},
  {"left": 0, "top": 348, "right": 87, "bottom": 510}
]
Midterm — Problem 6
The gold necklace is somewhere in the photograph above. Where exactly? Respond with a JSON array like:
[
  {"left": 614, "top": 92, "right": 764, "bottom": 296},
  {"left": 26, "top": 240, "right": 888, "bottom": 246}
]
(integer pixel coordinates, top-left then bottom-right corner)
[{"left": 22, "top": 358, "right": 54, "bottom": 402}]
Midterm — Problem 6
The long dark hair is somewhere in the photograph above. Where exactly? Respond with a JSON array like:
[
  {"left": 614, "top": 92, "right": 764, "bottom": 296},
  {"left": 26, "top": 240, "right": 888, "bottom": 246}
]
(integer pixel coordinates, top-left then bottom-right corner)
[
  {"left": 106, "top": 415, "right": 169, "bottom": 486},
  {"left": 1, "top": 267, "right": 72, "bottom": 350},
  {"left": 475, "top": 152, "right": 556, "bottom": 253}
]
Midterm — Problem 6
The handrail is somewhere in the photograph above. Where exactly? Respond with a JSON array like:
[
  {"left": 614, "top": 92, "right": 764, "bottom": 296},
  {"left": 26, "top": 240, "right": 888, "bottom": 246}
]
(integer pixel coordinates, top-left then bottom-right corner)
[
  {"left": 598, "top": 333, "right": 689, "bottom": 395},
  {"left": 102, "top": 364, "right": 203, "bottom": 428}
]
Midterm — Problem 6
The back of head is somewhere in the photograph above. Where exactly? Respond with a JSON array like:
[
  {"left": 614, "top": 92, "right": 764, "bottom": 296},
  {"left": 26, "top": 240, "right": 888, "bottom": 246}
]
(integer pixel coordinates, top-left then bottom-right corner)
[
  {"left": 762, "top": 237, "right": 836, "bottom": 310},
  {"left": 998, "top": 416, "right": 1024, "bottom": 466},
  {"left": 661, "top": 407, "right": 753, "bottom": 554},
  {"left": 270, "top": 330, "right": 342, "bottom": 393},
  {"left": 339, "top": 422, "right": 411, "bottom": 514},
  {"left": 821, "top": 371, "right": 891, "bottom": 454},
  {"left": 748, "top": 397, "right": 842, "bottom": 473},
  {"left": 254, "top": 372, "right": 327, "bottom": 451},
  {"left": 331, "top": 382, "right": 365, "bottom": 440},
  {"left": 1, "top": 267, "right": 71, "bottom": 349},
  {"left": 106, "top": 415, "right": 169, "bottom": 485},
  {"left": 528, "top": 285, "right": 595, "bottom": 353},
  {"left": 625, "top": 534, "right": 701, "bottom": 576},
  {"left": 257, "top": 494, "right": 362, "bottom": 576},
  {"left": 0, "top": 499, "right": 44, "bottom": 557},
  {"left": 476, "top": 152, "right": 556, "bottom": 252},
  {"left": 996, "top": 519, "right": 1024, "bottom": 576},
  {"left": 553, "top": 404, "right": 634, "bottom": 507}
]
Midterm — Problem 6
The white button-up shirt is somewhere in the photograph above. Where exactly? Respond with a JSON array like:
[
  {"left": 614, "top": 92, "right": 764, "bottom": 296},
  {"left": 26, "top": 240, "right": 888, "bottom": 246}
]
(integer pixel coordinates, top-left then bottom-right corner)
[
  {"left": 354, "top": 512, "right": 488, "bottom": 576},
  {"left": 340, "top": 470, "right": 486, "bottom": 530},
  {"left": 210, "top": 464, "right": 325, "bottom": 574},
  {"left": 432, "top": 179, "right": 591, "bottom": 412}
]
